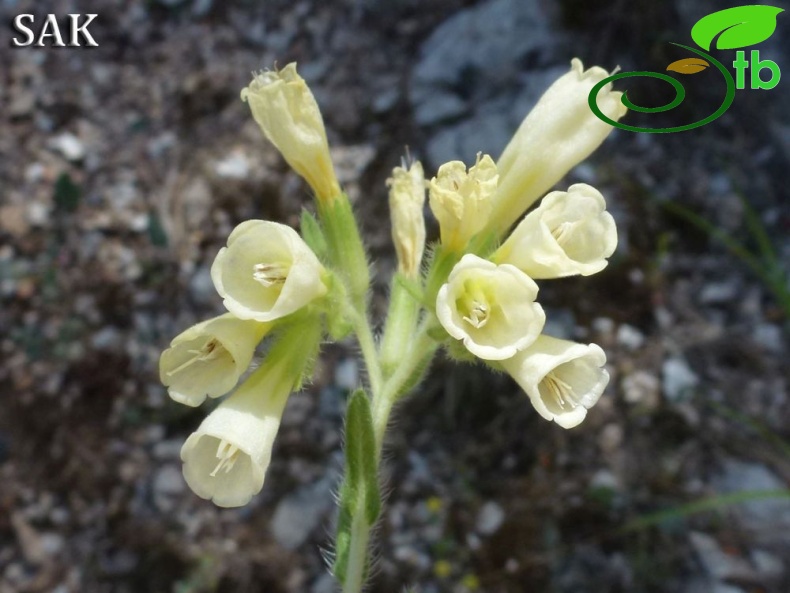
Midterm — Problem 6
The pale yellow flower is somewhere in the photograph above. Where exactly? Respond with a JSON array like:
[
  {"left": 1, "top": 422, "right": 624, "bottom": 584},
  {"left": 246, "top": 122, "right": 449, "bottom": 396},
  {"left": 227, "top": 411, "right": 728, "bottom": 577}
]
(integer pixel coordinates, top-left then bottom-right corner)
[
  {"left": 180, "top": 361, "right": 291, "bottom": 508},
  {"left": 494, "top": 184, "right": 617, "bottom": 278},
  {"left": 429, "top": 153, "right": 498, "bottom": 251},
  {"left": 211, "top": 220, "right": 327, "bottom": 322},
  {"left": 241, "top": 63, "right": 340, "bottom": 202},
  {"left": 501, "top": 335, "right": 609, "bottom": 429},
  {"left": 387, "top": 160, "right": 427, "bottom": 278},
  {"left": 159, "top": 314, "right": 269, "bottom": 406},
  {"left": 436, "top": 254, "right": 545, "bottom": 360},
  {"left": 486, "top": 59, "right": 627, "bottom": 235}
]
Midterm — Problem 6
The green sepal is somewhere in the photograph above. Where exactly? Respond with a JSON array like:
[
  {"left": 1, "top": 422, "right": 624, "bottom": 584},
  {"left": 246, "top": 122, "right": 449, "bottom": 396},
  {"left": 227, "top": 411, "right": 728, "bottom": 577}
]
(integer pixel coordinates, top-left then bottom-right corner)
[
  {"left": 427, "top": 323, "right": 448, "bottom": 342},
  {"left": 423, "top": 244, "right": 461, "bottom": 310},
  {"left": 394, "top": 272, "right": 424, "bottom": 304},
  {"left": 323, "top": 272, "right": 354, "bottom": 340},
  {"left": 317, "top": 194, "right": 370, "bottom": 305},
  {"left": 345, "top": 389, "right": 381, "bottom": 525},
  {"left": 445, "top": 337, "right": 477, "bottom": 364},
  {"left": 300, "top": 209, "right": 329, "bottom": 260}
]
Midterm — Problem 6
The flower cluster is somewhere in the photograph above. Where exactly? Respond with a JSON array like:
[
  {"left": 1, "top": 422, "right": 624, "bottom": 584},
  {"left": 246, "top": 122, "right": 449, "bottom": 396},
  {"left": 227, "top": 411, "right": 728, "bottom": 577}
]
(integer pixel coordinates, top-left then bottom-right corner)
[
  {"left": 425, "top": 59, "right": 624, "bottom": 428},
  {"left": 160, "top": 58, "right": 626, "bottom": 511},
  {"left": 159, "top": 65, "right": 360, "bottom": 507}
]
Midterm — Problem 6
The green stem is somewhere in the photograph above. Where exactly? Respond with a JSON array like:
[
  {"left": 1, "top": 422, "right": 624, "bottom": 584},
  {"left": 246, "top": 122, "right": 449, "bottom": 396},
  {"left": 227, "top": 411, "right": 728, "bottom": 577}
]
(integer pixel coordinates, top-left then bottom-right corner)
[
  {"left": 342, "top": 512, "right": 371, "bottom": 593},
  {"left": 341, "top": 322, "right": 438, "bottom": 591},
  {"left": 349, "top": 307, "right": 383, "bottom": 398}
]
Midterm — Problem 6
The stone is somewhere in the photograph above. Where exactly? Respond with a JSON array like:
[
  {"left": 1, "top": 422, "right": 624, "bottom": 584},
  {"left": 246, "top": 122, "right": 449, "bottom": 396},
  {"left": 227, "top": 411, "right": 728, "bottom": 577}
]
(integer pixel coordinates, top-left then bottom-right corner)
[
  {"left": 621, "top": 370, "right": 660, "bottom": 408},
  {"left": 710, "top": 459, "right": 790, "bottom": 544},
  {"left": 214, "top": 151, "right": 251, "bottom": 180},
  {"left": 48, "top": 133, "right": 85, "bottom": 162},
  {"left": 661, "top": 357, "right": 699, "bottom": 402},
  {"left": 152, "top": 464, "right": 186, "bottom": 512},
  {"left": 616, "top": 324, "right": 645, "bottom": 350},
  {"left": 334, "top": 358, "right": 359, "bottom": 391},
  {"left": 689, "top": 531, "right": 753, "bottom": 581},
  {"left": 271, "top": 477, "right": 334, "bottom": 550},
  {"left": 475, "top": 501, "right": 505, "bottom": 535}
]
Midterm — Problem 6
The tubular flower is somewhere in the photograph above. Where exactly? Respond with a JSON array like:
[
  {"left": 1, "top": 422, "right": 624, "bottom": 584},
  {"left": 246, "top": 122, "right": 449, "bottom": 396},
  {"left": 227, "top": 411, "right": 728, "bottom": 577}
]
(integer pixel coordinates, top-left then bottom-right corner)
[
  {"left": 493, "top": 183, "right": 617, "bottom": 279},
  {"left": 429, "top": 153, "right": 498, "bottom": 251},
  {"left": 241, "top": 63, "right": 340, "bottom": 203},
  {"left": 180, "top": 361, "right": 292, "bottom": 508},
  {"left": 486, "top": 59, "right": 627, "bottom": 235},
  {"left": 501, "top": 335, "right": 609, "bottom": 429},
  {"left": 436, "top": 254, "right": 545, "bottom": 360},
  {"left": 211, "top": 220, "right": 328, "bottom": 322},
  {"left": 159, "top": 314, "right": 269, "bottom": 407},
  {"left": 387, "top": 160, "right": 427, "bottom": 278}
]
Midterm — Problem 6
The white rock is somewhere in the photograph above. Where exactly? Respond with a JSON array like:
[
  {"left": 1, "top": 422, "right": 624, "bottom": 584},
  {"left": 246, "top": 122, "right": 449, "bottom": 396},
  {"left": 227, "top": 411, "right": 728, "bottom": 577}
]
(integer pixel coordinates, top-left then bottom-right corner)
[
  {"left": 475, "top": 501, "right": 505, "bottom": 535},
  {"left": 662, "top": 357, "right": 699, "bottom": 402},
  {"left": 334, "top": 358, "right": 359, "bottom": 391},
  {"left": 616, "top": 324, "right": 645, "bottom": 350},
  {"left": 214, "top": 152, "right": 250, "bottom": 179},
  {"left": 271, "top": 478, "right": 333, "bottom": 550},
  {"left": 711, "top": 459, "right": 790, "bottom": 544},
  {"left": 689, "top": 531, "right": 752, "bottom": 580},
  {"left": 49, "top": 133, "right": 85, "bottom": 161},
  {"left": 621, "top": 370, "right": 660, "bottom": 406}
]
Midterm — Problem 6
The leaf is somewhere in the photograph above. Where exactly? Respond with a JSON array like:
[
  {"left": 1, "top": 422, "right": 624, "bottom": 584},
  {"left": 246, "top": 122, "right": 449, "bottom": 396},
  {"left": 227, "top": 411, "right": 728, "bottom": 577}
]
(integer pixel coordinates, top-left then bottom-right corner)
[
  {"left": 691, "top": 5, "right": 784, "bottom": 51},
  {"left": 344, "top": 390, "right": 381, "bottom": 525},
  {"left": 53, "top": 173, "right": 80, "bottom": 213},
  {"left": 666, "top": 57, "right": 710, "bottom": 74},
  {"left": 147, "top": 210, "right": 169, "bottom": 247}
]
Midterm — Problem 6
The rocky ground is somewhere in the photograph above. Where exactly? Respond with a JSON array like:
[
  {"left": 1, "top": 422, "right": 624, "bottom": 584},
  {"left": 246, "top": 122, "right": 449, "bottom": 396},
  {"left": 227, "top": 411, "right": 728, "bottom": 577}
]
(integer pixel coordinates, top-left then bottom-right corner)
[{"left": 1, "top": 0, "right": 789, "bottom": 592}]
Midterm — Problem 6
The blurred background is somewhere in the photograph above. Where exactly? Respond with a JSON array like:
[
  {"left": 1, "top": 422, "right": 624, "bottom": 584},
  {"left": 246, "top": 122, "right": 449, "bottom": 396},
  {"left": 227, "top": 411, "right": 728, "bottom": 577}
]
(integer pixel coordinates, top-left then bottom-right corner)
[{"left": 1, "top": 0, "right": 789, "bottom": 592}]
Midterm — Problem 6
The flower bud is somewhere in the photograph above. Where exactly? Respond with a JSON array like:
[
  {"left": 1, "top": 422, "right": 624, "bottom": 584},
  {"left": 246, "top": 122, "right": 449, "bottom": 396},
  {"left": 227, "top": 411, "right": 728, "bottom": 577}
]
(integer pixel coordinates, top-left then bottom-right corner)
[
  {"left": 436, "top": 254, "right": 545, "bottom": 360},
  {"left": 501, "top": 335, "right": 609, "bottom": 429},
  {"left": 387, "top": 160, "right": 427, "bottom": 278},
  {"left": 180, "top": 361, "right": 291, "bottom": 508},
  {"left": 160, "top": 314, "right": 269, "bottom": 407},
  {"left": 486, "top": 59, "right": 627, "bottom": 235},
  {"left": 494, "top": 184, "right": 617, "bottom": 278},
  {"left": 241, "top": 63, "right": 340, "bottom": 203},
  {"left": 429, "top": 153, "right": 498, "bottom": 251},
  {"left": 211, "top": 220, "right": 327, "bottom": 322}
]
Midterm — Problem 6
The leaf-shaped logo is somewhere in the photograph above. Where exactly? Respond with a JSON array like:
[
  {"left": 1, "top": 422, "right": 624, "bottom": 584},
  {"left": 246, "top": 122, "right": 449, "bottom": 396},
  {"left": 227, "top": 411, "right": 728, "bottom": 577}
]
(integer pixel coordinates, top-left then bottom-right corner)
[
  {"left": 691, "top": 5, "right": 784, "bottom": 51},
  {"left": 666, "top": 57, "right": 710, "bottom": 74}
]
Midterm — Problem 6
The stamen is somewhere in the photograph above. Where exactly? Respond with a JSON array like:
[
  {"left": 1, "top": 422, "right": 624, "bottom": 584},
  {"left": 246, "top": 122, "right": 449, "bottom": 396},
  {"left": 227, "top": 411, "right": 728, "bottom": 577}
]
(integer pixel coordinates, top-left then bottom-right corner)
[
  {"left": 166, "top": 339, "right": 224, "bottom": 376},
  {"left": 210, "top": 439, "right": 241, "bottom": 477},
  {"left": 551, "top": 222, "right": 573, "bottom": 246},
  {"left": 463, "top": 301, "right": 489, "bottom": 328},
  {"left": 543, "top": 372, "right": 576, "bottom": 410},
  {"left": 253, "top": 262, "right": 288, "bottom": 287}
]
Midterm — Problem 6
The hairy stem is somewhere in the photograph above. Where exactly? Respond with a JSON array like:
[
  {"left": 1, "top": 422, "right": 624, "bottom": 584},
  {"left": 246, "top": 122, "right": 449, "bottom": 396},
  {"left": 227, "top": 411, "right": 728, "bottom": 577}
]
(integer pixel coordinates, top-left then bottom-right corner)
[{"left": 341, "top": 321, "right": 438, "bottom": 592}]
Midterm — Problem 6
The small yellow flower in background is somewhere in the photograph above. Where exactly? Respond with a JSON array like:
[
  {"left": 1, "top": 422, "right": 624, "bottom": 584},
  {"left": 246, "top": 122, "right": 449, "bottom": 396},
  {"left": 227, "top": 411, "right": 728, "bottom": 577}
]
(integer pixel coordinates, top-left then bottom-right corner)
[
  {"left": 436, "top": 254, "right": 545, "bottom": 361},
  {"left": 429, "top": 153, "right": 498, "bottom": 251},
  {"left": 433, "top": 560, "right": 453, "bottom": 579},
  {"left": 241, "top": 63, "right": 341, "bottom": 203},
  {"left": 159, "top": 314, "right": 269, "bottom": 407},
  {"left": 387, "top": 160, "right": 427, "bottom": 279},
  {"left": 180, "top": 358, "right": 294, "bottom": 508},
  {"left": 486, "top": 58, "right": 627, "bottom": 235},
  {"left": 211, "top": 220, "right": 327, "bottom": 322},
  {"left": 501, "top": 335, "right": 609, "bottom": 429},
  {"left": 493, "top": 183, "right": 617, "bottom": 278}
]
